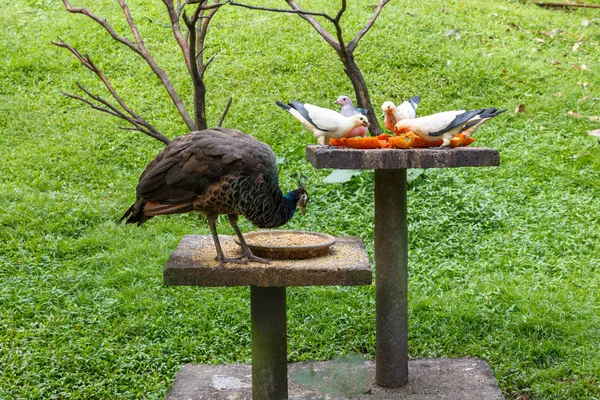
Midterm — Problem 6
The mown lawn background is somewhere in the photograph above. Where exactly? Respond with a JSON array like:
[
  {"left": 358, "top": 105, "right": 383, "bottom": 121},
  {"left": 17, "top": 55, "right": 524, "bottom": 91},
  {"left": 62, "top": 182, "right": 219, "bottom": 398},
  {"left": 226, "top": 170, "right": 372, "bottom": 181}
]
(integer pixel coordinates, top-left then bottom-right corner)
[{"left": 1, "top": 0, "right": 599, "bottom": 398}]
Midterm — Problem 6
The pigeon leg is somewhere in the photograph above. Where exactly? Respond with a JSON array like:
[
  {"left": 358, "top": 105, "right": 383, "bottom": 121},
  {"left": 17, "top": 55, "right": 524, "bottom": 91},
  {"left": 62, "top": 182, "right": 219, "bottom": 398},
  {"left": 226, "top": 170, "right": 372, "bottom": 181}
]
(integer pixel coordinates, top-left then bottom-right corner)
[
  {"left": 228, "top": 214, "right": 270, "bottom": 265},
  {"left": 206, "top": 214, "right": 247, "bottom": 266}
]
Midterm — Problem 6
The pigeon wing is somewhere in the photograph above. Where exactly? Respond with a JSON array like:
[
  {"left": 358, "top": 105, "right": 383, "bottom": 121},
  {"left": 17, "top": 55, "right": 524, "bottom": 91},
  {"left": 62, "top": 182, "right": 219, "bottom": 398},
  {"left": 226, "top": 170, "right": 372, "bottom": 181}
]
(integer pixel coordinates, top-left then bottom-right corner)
[
  {"left": 291, "top": 101, "right": 343, "bottom": 132},
  {"left": 429, "top": 109, "right": 484, "bottom": 137}
]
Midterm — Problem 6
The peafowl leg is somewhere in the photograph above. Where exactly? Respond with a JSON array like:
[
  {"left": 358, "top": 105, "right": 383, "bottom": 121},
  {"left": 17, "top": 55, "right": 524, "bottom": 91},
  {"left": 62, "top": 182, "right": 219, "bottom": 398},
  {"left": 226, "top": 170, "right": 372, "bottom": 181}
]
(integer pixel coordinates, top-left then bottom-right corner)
[
  {"left": 206, "top": 214, "right": 247, "bottom": 267},
  {"left": 228, "top": 214, "right": 270, "bottom": 265}
]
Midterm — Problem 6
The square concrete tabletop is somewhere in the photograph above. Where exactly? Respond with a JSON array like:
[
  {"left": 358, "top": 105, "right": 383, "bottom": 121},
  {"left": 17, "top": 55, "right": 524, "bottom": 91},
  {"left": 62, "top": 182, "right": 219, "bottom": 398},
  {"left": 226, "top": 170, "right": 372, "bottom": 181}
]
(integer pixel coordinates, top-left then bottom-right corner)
[
  {"left": 306, "top": 146, "right": 500, "bottom": 169},
  {"left": 164, "top": 235, "right": 372, "bottom": 287}
]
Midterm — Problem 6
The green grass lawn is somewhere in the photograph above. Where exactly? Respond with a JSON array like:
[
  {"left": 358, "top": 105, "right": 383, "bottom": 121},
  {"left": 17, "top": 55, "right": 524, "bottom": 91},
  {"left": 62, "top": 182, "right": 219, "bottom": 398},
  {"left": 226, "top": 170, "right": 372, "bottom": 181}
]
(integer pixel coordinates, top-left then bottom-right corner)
[{"left": 1, "top": 0, "right": 600, "bottom": 398}]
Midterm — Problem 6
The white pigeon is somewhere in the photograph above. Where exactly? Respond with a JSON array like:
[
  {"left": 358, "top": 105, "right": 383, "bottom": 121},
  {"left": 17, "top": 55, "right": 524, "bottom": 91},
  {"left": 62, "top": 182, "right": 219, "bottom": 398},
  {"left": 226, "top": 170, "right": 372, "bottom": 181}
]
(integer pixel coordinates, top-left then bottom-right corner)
[
  {"left": 333, "top": 95, "right": 368, "bottom": 138},
  {"left": 276, "top": 100, "right": 370, "bottom": 145},
  {"left": 393, "top": 108, "right": 506, "bottom": 147},
  {"left": 382, "top": 96, "right": 420, "bottom": 131}
]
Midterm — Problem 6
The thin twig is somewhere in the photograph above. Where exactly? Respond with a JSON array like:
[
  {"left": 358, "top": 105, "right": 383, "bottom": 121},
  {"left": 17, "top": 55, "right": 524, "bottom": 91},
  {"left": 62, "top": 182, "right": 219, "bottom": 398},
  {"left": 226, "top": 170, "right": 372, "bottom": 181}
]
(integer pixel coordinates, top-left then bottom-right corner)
[
  {"left": 65, "top": 86, "right": 171, "bottom": 144},
  {"left": 182, "top": 3, "right": 209, "bottom": 130},
  {"left": 285, "top": 0, "right": 339, "bottom": 50},
  {"left": 348, "top": 0, "right": 391, "bottom": 52},
  {"left": 536, "top": 1, "right": 600, "bottom": 8},
  {"left": 200, "top": 56, "right": 215, "bottom": 79},
  {"left": 53, "top": 39, "right": 144, "bottom": 124},
  {"left": 163, "top": 0, "right": 194, "bottom": 78},
  {"left": 187, "top": 0, "right": 231, "bottom": 8},
  {"left": 63, "top": 92, "right": 121, "bottom": 118},
  {"left": 61, "top": 0, "right": 197, "bottom": 131},
  {"left": 54, "top": 37, "right": 171, "bottom": 143},
  {"left": 218, "top": 97, "right": 233, "bottom": 127},
  {"left": 230, "top": 1, "right": 335, "bottom": 22}
]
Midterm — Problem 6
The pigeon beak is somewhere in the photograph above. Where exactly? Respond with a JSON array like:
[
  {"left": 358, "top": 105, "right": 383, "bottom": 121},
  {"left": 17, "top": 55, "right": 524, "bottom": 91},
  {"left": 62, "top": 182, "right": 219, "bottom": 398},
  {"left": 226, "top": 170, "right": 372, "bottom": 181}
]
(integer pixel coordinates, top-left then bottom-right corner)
[
  {"left": 364, "top": 120, "right": 370, "bottom": 127},
  {"left": 333, "top": 100, "right": 341, "bottom": 105},
  {"left": 299, "top": 204, "right": 306, "bottom": 215}
]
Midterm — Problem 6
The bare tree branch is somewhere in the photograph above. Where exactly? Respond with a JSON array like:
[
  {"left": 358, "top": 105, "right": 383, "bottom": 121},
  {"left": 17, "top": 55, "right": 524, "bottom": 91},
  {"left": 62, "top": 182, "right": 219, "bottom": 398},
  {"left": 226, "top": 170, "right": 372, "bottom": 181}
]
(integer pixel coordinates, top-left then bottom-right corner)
[
  {"left": 63, "top": 91, "right": 121, "bottom": 118},
  {"left": 65, "top": 85, "right": 171, "bottom": 144},
  {"left": 285, "top": 0, "right": 340, "bottom": 50},
  {"left": 118, "top": 0, "right": 145, "bottom": 47},
  {"left": 181, "top": 4, "right": 206, "bottom": 129},
  {"left": 218, "top": 97, "right": 233, "bottom": 127},
  {"left": 163, "top": 0, "right": 193, "bottom": 76},
  {"left": 348, "top": 0, "right": 391, "bottom": 52},
  {"left": 54, "top": 38, "right": 171, "bottom": 144},
  {"left": 53, "top": 39, "right": 143, "bottom": 124},
  {"left": 235, "top": 1, "right": 386, "bottom": 134},
  {"left": 230, "top": 1, "right": 339, "bottom": 50},
  {"left": 229, "top": 1, "right": 334, "bottom": 21},
  {"left": 188, "top": 0, "right": 232, "bottom": 9},
  {"left": 61, "top": 0, "right": 197, "bottom": 131}
]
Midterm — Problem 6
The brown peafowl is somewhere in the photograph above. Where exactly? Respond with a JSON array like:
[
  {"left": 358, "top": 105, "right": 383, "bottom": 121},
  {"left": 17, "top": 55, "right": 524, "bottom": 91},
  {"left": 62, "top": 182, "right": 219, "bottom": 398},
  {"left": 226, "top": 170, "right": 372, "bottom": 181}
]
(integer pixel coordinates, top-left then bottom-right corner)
[{"left": 120, "top": 127, "right": 309, "bottom": 266}]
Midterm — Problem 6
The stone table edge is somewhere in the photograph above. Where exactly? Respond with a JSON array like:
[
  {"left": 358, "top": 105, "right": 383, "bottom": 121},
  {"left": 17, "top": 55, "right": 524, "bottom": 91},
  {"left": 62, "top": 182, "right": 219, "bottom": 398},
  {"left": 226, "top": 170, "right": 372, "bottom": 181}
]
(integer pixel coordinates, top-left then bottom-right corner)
[
  {"left": 306, "top": 146, "right": 500, "bottom": 169},
  {"left": 164, "top": 235, "right": 372, "bottom": 287}
]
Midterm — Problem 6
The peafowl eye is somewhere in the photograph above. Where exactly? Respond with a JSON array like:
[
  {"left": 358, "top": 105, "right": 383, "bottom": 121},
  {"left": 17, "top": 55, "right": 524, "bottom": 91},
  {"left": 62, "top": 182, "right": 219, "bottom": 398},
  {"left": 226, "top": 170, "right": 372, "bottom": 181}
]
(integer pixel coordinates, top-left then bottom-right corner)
[{"left": 120, "top": 127, "right": 308, "bottom": 266}]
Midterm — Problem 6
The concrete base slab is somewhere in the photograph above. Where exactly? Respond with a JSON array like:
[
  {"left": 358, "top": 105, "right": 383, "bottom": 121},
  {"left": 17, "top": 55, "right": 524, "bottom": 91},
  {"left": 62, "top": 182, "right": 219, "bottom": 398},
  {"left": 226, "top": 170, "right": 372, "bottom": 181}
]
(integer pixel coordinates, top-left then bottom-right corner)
[{"left": 165, "top": 358, "right": 504, "bottom": 400}]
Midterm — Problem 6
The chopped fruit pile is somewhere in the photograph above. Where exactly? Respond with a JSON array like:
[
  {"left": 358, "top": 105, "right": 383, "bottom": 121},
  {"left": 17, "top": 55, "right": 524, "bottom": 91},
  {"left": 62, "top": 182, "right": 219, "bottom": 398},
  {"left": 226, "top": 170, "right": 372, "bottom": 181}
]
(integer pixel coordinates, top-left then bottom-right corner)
[{"left": 330, "top": 132, "right": 475, "bottom": 149}]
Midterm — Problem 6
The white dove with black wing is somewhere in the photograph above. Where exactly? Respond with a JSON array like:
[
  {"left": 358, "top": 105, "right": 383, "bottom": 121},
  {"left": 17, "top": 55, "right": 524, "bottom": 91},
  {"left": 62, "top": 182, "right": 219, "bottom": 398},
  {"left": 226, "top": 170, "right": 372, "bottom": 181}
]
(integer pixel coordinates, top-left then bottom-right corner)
[
  {"left": 276, "top": 100, "right": 369, "bottom": 145},
  {"left": 394, "top": 108, "right": 506, "bottom": 147}
]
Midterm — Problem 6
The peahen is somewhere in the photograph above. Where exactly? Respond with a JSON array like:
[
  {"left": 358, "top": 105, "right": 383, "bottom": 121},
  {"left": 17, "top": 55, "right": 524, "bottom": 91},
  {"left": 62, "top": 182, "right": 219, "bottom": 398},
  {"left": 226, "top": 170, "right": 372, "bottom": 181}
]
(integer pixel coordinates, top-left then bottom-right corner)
[{"left": 120, "top": 127, "right": 309, "bottom": 266}]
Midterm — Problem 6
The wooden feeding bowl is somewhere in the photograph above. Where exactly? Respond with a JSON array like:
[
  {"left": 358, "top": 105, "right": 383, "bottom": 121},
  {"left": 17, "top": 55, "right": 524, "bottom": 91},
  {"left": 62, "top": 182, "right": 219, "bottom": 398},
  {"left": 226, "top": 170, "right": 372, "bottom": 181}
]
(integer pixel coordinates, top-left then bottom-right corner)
[{"left": 235, "top": 230, "right": 336, "bottom": 259}]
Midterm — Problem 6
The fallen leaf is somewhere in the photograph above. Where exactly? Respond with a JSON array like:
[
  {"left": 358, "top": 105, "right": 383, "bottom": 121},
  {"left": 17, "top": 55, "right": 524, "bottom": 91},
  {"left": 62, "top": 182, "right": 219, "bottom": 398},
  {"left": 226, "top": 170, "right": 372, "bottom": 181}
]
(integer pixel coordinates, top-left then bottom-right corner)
[
  {"left": 534, "top": 38, "right": 545, "bottom": 43},
  {"left": 556, "top": 92, "right": 563, "bottom": 97},
  {"left": 323, "top": 170, "right": 362, "bottom": 184},
  {"left": 572, "top": 42, "right": 581, "bottom": 52},
  {"left": 407, "top": 169, "right": 425, "bottom": 183},
  {"left": 582, "top": 19, "right": 590, "bottom": 27},
  {"left": 588, "top": 129, "right": 600, "bottom": 137},
  {"left": 589, "top": 116, "right": 599, "bottom": 122},
  {"left": 568, "top": 111, "right": 584, "bottom": 118},
  {"left": 444, "top": 29, "right": 461, "bottom": 40},
  {"left": 551, "top": 59, "right": 561, "bottom": 65},
  {"left": 581, "top": 64, "right": 588, "bottom": 71},
  {"left": 580, "top": 95, "right": 591, "bottom": 102},
  {"left": 515, "top": 104, "right": 526, "bottom": 113},
  {"left": 549, "top": 29, "right": 563, "bottom": 37}
]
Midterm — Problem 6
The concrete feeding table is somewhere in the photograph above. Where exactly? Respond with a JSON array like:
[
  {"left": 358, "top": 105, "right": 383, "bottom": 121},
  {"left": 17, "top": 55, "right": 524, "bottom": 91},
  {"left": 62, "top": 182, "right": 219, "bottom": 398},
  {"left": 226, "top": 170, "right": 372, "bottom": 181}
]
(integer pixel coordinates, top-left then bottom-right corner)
[
  {"left": 306, "top": 146, "right": 500, "bottom": 388},
  {"left": 164, "top": 235, "right": 372, "bottom": 400}
]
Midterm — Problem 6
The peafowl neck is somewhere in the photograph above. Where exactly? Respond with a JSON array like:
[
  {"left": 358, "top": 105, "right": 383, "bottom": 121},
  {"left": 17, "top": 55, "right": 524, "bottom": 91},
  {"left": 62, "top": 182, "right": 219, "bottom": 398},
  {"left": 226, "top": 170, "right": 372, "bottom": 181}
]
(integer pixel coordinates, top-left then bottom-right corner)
[{"left": 237, "top": 176, "right": 300, "bottom": 229}]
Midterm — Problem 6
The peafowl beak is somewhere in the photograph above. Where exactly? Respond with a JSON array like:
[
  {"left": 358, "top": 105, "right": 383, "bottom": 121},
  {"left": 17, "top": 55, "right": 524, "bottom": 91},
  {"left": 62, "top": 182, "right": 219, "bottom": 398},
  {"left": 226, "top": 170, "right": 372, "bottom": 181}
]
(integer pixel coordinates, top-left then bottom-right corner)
[
  {"left": 299, "top": 204, "right": 306, "bottom": 215},
  {"left": 297, "top": 191, "right": 309, "bottom": 215}
]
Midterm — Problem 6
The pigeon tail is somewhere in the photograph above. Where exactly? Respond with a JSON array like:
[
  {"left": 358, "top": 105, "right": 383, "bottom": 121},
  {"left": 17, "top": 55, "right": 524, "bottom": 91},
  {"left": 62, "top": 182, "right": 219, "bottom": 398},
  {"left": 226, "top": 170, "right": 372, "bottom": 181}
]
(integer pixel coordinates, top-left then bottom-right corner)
[
  {"left": 275, "top": 100, "right": 291, "bottom": 111},
  {"left": 409, "top": 96, "right": 421, "bottom": 109}
]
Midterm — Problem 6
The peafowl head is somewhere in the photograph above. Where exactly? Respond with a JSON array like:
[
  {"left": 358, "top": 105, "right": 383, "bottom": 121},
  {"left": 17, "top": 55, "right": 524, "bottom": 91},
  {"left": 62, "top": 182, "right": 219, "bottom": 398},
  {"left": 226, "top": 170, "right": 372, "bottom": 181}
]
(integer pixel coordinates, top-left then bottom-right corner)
[
  {"left": 296, "top": 188, "right": 309, "bottom": 215},
  {"left": 285, "top": 188, "right": 309, "bottom": 216},
  {"left": 289, "top": 173, "right": 309, "bottom": 215}
]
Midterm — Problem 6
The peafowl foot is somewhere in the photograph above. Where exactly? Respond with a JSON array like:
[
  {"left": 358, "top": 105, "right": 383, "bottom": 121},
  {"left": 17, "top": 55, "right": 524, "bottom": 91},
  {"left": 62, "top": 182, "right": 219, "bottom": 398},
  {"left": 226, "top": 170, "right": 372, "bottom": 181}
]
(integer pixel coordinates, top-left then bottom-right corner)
[
  {"left": 216, "top": 253, "right": 270, "bottom": 266},
  {"left": 245, "top": 253, "right": 270, "bottom": 265}
]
